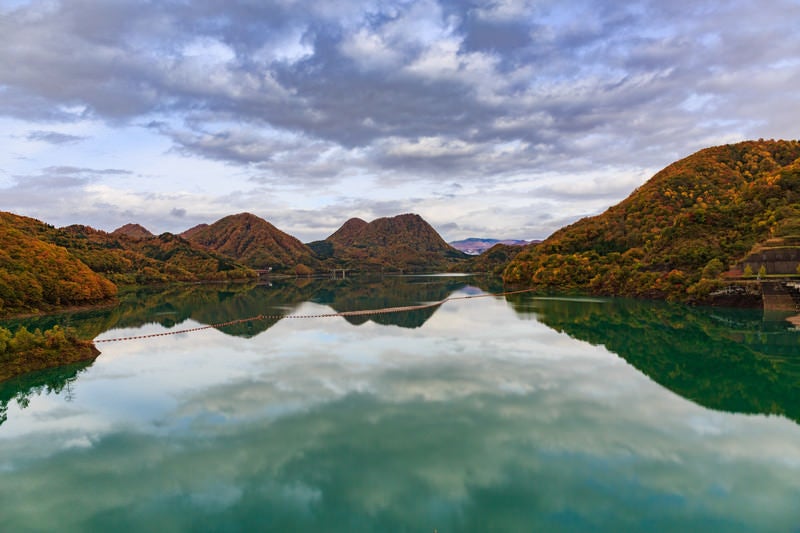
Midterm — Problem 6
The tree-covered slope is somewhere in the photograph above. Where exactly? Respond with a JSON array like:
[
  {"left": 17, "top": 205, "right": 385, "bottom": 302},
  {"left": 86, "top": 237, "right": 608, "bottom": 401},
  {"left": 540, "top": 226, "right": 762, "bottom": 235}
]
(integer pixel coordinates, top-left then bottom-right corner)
[
  {"left": 324, "top": 213, "right": 469, "bottom": 272},
  {"left": 50, "top": 224, "right": 254, "bottom": 285},
  {"left": 0, "top": 213, "right": 117, "bottom": 316},
  {"left": 1, "top": 211, "right": 255, "bottom": 317},
  {"left": 182, "top": 213, "right": 317, "bottom": 272},
  {"left": 326, "top": 217, "right": 368, "bottom": 247},
  {"left": 111, "top": 223, "right": 154, "bottom": 240},
  {"left": 469, "top": 243, "right": 527, "bottom": 276},
  {"left": 504, "top": 140, "right": 800, "bottom": 300}
]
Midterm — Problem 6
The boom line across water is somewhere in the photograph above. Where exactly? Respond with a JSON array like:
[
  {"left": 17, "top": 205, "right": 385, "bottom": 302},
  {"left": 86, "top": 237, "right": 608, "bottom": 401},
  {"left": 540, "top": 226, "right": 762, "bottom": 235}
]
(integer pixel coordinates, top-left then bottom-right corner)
[{"left": 94, "top": 288, "right": 537, "bottom": 343}]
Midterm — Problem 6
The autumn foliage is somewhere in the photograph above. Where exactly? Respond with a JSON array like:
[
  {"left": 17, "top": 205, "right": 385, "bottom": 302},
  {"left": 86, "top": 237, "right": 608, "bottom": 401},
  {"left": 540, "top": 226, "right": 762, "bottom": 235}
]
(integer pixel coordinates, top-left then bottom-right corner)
[
  {"left": 319, "top": 213, "right": 469, "bottom": 272},
  {"left": 0, "top": 325, "right": 98, "bottom": 382},
  {"left": 0, "top": 216, "right": 117, "bottom": 315},
  {"left": 182, "top": 213, "right": 318, "bottom": 272},
  {"left": 504, "top": 140, "right": 800, "bottom": 301},
  {"left": 1, "top": 211, "right": 257, "bottom": 316}
]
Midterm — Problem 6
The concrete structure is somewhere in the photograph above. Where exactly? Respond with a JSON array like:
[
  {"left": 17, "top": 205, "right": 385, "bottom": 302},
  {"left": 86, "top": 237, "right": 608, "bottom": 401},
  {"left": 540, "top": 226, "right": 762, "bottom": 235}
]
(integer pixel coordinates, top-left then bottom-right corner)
[{"left": 741, "top": 247, "right": 800, "bottom": 275}]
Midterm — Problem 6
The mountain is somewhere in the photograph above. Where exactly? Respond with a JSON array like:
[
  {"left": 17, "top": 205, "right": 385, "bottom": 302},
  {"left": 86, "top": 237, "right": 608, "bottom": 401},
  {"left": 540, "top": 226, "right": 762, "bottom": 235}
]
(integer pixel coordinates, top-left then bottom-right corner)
[
  {"left": 323, "top": 213, "right": 469, "bottom": 271},
  {"left": 449, "top": 238, "right": 534, "bottom": 255},
  {"left": 0, "top": 212, "right": 117, "bottom": 316},
  {"left": 468, "top": 243, "right": 529, "bottom": 276},
  {"left": 0, "top": 211, "right": 254, "bottom": 316},
  {"left": 179, "top": 223, "right": 208, "bottom": 241},
  {"left": 111, "top": 223, "right": 153, "bottom": 240},
  {"left": 504, "top": 139, "right": 800, "bottom": 301},
  {"left": 53, "top": 224, "right": 254, "bottom": 284},
  {"left": 326, "top": 217, "right": 368, "bottom": 247},
  {"left": 181, "top": 212, "right": 317, "bottom": 272}
]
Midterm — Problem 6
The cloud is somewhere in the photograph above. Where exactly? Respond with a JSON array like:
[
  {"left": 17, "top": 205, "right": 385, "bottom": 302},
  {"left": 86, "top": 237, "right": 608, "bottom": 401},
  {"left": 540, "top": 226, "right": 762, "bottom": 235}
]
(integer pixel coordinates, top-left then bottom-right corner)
[
  {"left": 42, "top": 166, "right": 132, "bottom": 176},
  {"left": 26, "top": 130, "right": 86, "bottom": 145},
  {"left": 2, "top": 294, "right": 799, "bottom": 530},
  {"left": 4, "top": 166, "right": 131, "bottom": 195},
  {"left": 1, "top": 0, "right": 800, "bottom": 239}
]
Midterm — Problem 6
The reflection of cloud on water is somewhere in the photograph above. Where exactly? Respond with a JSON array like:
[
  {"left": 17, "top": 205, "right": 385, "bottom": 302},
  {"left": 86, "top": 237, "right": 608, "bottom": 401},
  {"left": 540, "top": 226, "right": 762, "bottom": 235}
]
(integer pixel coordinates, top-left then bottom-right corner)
[
  {"left": 1, "top": 296, "right": 800, "bottom": 530},
  {"left": 2, "top": 381, "right": 800, "bottom": 531}
]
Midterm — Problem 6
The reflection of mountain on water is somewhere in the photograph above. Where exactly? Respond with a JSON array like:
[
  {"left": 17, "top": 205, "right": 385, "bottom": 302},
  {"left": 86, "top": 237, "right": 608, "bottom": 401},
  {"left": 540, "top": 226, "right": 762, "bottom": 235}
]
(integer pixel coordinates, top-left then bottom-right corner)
[
  {"left": 314, "top": 276, "right": 468, "bottom": 329},
  {"left": 2, "top": 283, "right": 300, "bottom": 340},
  {"left": 0, "top": 360, "right": 95, "bottom": 427},
  {"left": 1, "top": 277, "right": 471, "bottom": 425},
  {"left": 507, "top": 295, "right": 800, "bottom": 424},
  {"left": 5, "top": 276, "right": 475, "bottom": 342}
]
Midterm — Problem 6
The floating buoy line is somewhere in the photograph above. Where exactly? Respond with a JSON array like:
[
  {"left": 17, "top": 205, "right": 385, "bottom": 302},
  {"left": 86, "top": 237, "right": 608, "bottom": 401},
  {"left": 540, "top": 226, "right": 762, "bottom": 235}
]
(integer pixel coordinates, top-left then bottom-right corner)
[{"left": 94, "top": 288, "right": 537, "bottom": 343}]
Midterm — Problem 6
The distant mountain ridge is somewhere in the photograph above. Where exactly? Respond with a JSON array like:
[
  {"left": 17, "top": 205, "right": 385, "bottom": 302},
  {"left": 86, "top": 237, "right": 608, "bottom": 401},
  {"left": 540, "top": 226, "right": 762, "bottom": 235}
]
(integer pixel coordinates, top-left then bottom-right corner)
[{"left": 449, "top": 238, "right": 535, "bottom": 255}]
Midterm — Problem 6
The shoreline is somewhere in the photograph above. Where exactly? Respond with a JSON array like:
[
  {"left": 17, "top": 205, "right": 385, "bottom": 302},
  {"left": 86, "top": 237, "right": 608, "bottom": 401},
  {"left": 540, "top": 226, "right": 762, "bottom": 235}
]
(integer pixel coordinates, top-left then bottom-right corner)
[{"left": 0, "top": 340, "right": 101, "bottom": 383}]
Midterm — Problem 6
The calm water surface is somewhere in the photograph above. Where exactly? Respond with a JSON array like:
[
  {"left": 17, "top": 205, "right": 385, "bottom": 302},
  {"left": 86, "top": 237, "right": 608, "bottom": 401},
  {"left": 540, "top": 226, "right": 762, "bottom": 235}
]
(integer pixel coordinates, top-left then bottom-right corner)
[{"left": 1, "top": 276, "right": 799, "bottom": 532}]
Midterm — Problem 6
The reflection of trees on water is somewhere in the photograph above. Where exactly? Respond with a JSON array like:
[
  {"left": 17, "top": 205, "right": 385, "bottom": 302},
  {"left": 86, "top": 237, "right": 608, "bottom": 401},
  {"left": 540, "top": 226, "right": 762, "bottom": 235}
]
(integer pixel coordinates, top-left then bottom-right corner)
[
  {"left": 5, "top": 275, "right": 478, "bottom": 342},
  {"left": 318, "top": 276, "right": 467, "bottom": 329},
  {"left": 0, "top": 360, "right": 94, "bottom": 427},
  {"left": 507, "top": 295, "right": 800, "bottom": 424},
  {"left": 0, "top": 276, "right": 478, "bottom": 425}
]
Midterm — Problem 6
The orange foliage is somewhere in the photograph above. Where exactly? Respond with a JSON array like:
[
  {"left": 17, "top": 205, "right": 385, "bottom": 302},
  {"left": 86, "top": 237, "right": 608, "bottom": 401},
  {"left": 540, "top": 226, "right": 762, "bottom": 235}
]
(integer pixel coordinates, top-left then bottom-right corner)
[{"left": 504, "top": 140, "right": 800, "bottom": 301}]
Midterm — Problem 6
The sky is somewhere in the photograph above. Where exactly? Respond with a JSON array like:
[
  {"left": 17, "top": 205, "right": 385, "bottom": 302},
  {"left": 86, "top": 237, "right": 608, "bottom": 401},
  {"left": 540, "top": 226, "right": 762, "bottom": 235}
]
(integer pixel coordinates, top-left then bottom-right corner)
[{"left": 1, "top": 0, "right": 799, "bottom": 243}]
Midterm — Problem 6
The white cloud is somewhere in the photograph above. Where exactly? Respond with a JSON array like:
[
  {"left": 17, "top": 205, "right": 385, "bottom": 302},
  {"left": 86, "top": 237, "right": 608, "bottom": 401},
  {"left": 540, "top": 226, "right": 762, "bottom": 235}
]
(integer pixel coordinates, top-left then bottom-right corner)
[
  {"left": 0, "top": 0, "right": 799, "bottom": 240},
  {"left": 382, "top": 135, "right": 479, "bottom": 158},
  {"left": 340, "top": 29, "right": 403, "bottom": 71}
]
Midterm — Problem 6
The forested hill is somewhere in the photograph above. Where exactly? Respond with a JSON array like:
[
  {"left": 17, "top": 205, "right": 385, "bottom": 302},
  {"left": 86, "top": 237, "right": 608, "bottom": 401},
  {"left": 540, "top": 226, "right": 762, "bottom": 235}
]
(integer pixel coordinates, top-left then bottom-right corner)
[
  {"left": 0, "top": 212, "right": 255, "bottom": 316},
  {"left": 0, "top": 213, "right": 117, "bottom": 316},
  {"left": 318, "top": 213, "right": 469, "bottom": 272},
  {"left": 326, "top": 218, "right": 368, "bottom": 247},
  {"left": 504, "top": 139, "right": 800, "bottom": 301},
  {"left": 181, "top": 213, "right": 317, "bottom": 272},
  {"left": 111, "top": 223, "right": 153, "bottom": 240}
]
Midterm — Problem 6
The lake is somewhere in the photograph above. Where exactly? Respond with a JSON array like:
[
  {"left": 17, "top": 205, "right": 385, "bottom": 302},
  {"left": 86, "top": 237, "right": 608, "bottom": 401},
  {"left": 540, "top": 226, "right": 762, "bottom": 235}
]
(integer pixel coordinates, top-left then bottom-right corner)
[{"left": 1, "top": 275, "right": 799, "bottom": 531}]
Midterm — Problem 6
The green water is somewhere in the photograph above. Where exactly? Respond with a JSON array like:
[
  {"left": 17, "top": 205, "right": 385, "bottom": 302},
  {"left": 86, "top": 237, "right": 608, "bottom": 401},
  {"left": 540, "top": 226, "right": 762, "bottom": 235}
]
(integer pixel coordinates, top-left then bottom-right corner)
[{"left": 1, "top": 276, "right": 799, "bottom": 531}]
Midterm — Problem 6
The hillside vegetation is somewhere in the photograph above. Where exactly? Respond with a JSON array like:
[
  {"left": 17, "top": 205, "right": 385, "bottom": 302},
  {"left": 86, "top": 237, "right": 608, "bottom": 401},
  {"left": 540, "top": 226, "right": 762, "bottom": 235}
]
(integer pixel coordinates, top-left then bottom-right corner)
[
  {"left": 58, "top": 225, "right": 255, "bottom": 284},
  {"left": 319, "top": 213, "right": 469, "bottom": 272},
  {"left": 0, "top": 326, "right": 99, "bottom": 382},
  {"left": 0, "top": 211, "right": 256, "bottom": 316},
  {"left": 0, "top": 214, "right": 117, "bottom": 315},
  {"left": 504, "top": 140, "right": 800, "bottom": 301},
  {"left": 469, "top": 243, "right": 527, "bottom": 276},
  {"left": 182, "top": 213, "right": 317, "bottom": 272}
]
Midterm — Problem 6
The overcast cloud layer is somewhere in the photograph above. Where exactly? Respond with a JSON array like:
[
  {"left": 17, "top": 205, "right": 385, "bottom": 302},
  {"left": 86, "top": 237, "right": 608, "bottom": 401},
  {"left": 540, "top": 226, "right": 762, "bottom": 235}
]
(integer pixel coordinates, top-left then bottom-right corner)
[{"left": 1, "top": 0, "right": 799, "bottom": 241}]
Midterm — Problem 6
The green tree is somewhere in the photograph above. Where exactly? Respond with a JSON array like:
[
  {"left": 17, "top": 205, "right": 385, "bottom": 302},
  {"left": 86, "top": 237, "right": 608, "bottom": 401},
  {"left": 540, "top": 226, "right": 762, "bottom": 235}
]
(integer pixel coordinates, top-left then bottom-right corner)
[
  {"left": 0, "top": 327, "right": 12, "bottom": 357},
  {"left": 9, "top": 327, "right": 41, "bottom": 352},
  {"left": 701, "top": 258, "right": 725, "bottom": 279},
  {"left": 44, "top": 325, "right": 69, "bottom": 348}
]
